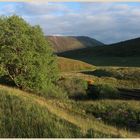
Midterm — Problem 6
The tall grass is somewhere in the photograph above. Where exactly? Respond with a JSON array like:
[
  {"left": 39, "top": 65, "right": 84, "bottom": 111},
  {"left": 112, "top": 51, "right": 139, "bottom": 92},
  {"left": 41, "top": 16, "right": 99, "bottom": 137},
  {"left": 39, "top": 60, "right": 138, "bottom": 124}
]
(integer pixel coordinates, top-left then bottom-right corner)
[{"left": 0, "top": 87, "right": 82, "bottom": 138}]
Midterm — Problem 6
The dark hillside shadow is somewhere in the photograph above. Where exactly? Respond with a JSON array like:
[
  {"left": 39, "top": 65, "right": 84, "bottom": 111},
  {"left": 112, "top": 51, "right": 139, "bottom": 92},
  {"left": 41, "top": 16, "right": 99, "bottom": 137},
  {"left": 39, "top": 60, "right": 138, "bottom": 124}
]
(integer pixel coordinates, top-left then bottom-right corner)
[
  {"left": 58, "top": 51, "right": 140, "bottom": 67},
  {"left": 80, "top": 70, "right": 112, "bottom": 78},
  {"left": 58, "top": 37, "right": 140, "bottom": 67}
]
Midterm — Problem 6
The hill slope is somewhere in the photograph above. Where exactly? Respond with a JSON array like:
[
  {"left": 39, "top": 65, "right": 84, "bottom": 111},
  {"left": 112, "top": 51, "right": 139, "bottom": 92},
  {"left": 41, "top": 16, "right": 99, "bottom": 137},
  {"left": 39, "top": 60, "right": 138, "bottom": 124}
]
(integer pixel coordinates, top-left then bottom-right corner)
[
  {"left": 59, "top": 37, "right": 140, "bottom": 67},
  {"left": 0, "top": 85, "right": 140, "bottom": 138},
  {"left": 57, "top": 57, "right": 95, "bottom": 72},
  {"left": 47, "top": 36, "right": 104, "bottom": 53},
  {"left": 0, "top": 85, "right": 82, "bottom": 138}
]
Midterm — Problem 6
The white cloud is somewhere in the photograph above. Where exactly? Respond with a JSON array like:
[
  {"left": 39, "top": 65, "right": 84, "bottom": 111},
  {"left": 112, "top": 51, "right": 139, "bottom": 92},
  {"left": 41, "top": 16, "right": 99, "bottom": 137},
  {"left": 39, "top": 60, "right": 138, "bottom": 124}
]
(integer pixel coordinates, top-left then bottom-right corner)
[{"left": 0, "top": 2, "right": 140, "bottom": 44}]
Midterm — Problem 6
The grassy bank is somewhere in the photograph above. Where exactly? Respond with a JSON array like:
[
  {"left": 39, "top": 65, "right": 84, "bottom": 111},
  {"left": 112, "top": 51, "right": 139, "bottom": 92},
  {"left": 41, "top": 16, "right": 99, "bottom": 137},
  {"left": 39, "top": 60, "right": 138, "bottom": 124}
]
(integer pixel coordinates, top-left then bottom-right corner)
[{"left": 0, "top": 85, "right": 140, "bottom": 138}]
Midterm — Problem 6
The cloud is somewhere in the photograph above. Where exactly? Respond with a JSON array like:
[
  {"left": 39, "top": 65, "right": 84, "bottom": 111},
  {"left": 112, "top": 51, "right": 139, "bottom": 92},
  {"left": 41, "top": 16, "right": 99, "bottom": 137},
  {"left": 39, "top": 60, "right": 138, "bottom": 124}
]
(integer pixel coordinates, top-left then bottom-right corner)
[{"left": 0, "top": 2, "right": 140, "bottom": 44}]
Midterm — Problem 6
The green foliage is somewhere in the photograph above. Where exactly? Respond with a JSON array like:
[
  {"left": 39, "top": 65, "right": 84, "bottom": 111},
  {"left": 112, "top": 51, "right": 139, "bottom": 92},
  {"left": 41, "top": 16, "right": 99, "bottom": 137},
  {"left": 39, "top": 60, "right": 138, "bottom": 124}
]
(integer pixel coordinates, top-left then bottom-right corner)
[
  {"left": 57, "top": 77, "right": 88, "bottom": 99},
  {"left": 37, "top": 84, "right": 68, "bottom": 99},
  {"left": 0, "top": 15, "right": 58, "bottom": 95},
  {"left": 87, "top": 84, "right": 120, "bottom": 99},
  {"left": 0, "top": 88, "right": 82, "bottom": 138},
  {"left": 0, "top": 66, "right": 5, "bottom": 76}
]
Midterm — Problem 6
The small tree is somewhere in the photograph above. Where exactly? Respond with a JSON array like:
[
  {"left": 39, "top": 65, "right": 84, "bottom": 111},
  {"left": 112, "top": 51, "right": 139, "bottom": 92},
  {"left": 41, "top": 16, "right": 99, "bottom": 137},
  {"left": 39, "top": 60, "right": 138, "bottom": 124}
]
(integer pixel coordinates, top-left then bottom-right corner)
[{"left": 0, "top": 15, "right": 58, "bottom": 94}]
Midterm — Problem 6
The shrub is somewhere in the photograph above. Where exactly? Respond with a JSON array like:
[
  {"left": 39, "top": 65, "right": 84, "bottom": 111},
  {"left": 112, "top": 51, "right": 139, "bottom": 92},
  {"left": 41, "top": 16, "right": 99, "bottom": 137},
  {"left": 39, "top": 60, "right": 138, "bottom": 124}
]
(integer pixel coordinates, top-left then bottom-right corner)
[
  {"left": 0, "top": 15, "right": 58, "bottom": 96},
  {"left": 57, "top": 77, "right": 88, "bottom": 99},
  {"left": 37, "top": 84, "right": 68, "bottom": 99},
  {"left": 87, "top": 84, "right": 120, "bottom": 99}
]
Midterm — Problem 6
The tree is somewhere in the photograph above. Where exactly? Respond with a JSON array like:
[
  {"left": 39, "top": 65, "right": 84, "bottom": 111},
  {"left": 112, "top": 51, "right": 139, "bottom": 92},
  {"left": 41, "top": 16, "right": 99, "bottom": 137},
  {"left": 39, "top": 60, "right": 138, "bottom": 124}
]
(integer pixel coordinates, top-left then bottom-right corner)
[{"left": 0, "top": 15, "right": 58, "bottom": 94}]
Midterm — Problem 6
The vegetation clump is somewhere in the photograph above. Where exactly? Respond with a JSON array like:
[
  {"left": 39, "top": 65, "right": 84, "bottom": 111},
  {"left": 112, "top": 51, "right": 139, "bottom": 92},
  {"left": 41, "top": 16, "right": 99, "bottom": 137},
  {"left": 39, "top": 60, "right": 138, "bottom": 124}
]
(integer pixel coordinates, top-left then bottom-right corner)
[
  {"left": 87, "top": 84, "right": 120, "bottom": 99},
  {"left": 57, "top": 77, "right": 88, "bottom": 99},
  {"left": 0, "top": 15, "right": 59, "bottom": 97},
  {"left": 80, "top": 100, "right": 140, "bottom": 131}
]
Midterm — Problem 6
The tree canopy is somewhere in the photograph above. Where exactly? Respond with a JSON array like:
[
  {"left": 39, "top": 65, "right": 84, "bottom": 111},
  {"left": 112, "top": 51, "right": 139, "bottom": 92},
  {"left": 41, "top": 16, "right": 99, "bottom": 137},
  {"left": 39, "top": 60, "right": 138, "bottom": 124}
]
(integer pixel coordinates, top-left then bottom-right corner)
[{"left": 0, "top": 15, "right": 58, "bottom": 94}]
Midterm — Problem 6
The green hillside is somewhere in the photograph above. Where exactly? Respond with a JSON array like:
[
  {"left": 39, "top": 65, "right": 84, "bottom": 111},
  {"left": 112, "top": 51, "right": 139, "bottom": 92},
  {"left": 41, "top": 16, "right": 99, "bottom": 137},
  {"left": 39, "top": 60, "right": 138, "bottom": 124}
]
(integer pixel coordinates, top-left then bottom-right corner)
[{"left": 59, "top": 38, "right": 140, "bottom": 67}]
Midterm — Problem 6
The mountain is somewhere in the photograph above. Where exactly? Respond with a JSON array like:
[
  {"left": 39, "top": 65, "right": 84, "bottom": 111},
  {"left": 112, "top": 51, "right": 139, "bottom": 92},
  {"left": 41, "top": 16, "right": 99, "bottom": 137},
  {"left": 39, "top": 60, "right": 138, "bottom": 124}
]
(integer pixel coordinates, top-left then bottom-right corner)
[
  {"left": 58, "top": 37, "right": 140, "bottom": 67},
  {"left": 97, "top": 37, "right": 140, "bottom": 57},
  {"left": 46, "top": 36, "right": 104, "bottom": 53}
]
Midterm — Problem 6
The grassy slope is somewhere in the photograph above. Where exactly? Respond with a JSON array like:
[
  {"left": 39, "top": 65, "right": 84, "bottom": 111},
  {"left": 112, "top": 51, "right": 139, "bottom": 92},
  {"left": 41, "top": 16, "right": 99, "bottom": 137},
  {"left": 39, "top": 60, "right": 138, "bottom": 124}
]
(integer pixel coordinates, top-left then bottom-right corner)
[
  {"left": 0, "top": 85, "right": 82, "bottom": 138},
  {"left": 0, "top": 85, "right": 140, "bottom": 138},
  {"left": 55, "top": 99, "right": 140, "bottom": 132},
  {"left": 57, "top": 57, "right": 95, "bottom": 72},
  {"left": 59, "top": 38, "right": 140, "bottom": 67},
  {"left": 47, "top": 36, "right": 103, "bottom": 53}
]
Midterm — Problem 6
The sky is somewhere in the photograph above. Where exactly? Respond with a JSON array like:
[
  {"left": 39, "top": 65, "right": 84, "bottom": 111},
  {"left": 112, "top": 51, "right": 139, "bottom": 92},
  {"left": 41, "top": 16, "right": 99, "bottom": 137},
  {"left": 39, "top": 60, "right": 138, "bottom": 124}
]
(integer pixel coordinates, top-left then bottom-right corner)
[{"left": 0, "top": 2, "right": 140, "bottom": 44}]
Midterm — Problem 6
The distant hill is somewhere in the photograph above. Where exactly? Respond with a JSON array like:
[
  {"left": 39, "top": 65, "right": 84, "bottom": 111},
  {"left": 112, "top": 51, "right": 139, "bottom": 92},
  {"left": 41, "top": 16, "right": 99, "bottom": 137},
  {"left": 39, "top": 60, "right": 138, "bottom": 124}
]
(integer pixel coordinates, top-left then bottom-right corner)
[
  {"left": 97, "top": 37, "right": 140, "bottom": 57},
  {"left": 59, "top": 37, "right": 140, "bottom": 57},
  {"left": 58, "top": 37, "right": 140, "bottom": 67},
  {"left": 46, "top": 36, "right": 104, "bottom": 53}
]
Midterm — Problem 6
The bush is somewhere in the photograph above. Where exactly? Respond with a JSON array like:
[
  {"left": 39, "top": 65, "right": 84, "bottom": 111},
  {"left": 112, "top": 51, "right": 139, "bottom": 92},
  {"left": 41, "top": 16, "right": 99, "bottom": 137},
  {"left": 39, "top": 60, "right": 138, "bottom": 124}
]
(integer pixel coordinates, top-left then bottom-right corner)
[
  {"left": 0, "top": 15, "right": 58, "bottom": 96},
  {"left": 87, "top": 84, "right": 120, "bottom": 99},
  {"left": 57, "top": 77, "right": 88, "bottom": 99},
  {"left": 37, "top": 84, "right": 68, "bottom": 99}
]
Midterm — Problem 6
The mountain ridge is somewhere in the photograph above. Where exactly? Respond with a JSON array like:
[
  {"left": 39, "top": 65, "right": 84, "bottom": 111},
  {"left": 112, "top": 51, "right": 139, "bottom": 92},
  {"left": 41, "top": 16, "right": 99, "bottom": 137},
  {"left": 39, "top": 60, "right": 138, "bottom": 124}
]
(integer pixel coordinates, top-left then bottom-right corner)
[
  {"left": 46, "top": 35, "right": 104, "bottom": 53},
  {"left": 58, "top": 37, "right": 140, "bottom": 57}
]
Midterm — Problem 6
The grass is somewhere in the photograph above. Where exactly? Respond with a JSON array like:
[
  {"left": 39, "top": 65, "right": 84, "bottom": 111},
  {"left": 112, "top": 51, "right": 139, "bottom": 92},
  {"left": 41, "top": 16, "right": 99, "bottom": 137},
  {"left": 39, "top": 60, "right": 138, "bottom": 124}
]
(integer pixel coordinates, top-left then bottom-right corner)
[
  {"left": 54, "top": 99, "right": 140, "bottom": 131},
  {"left": 46, "top": 99, "right": 140, "bottom": 138},
  {"left": 57, "top": 57, "right": 95, "bottom": 72},
  {"left": 0, "top": 85, "right": 82, "bottom": 138},
  {"left": 0, "top": 85, "right": 140, "bottom": 138}
]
